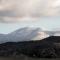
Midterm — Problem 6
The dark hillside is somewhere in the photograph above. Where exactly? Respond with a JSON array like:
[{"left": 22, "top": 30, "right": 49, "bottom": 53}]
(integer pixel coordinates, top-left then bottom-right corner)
[{"left": 0, "top": 36, "right": 60, "bottom": 58}]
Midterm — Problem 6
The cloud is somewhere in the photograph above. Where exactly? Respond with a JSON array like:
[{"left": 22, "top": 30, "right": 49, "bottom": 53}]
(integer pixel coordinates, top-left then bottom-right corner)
[
  {"left": 0, "top": 17, "right": 39, "bottom": 23},
  {"left": 0, "top": 0, "right": 60, "bottom": 23},
  {"left": 0, "top": 10, "right": 17, "bottom": 17}
]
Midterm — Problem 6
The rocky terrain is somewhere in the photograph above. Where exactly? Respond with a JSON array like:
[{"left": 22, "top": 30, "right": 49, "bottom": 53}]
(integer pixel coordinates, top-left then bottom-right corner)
[{"left": 0, "top": 36, "right": 60, "bottom": 58}]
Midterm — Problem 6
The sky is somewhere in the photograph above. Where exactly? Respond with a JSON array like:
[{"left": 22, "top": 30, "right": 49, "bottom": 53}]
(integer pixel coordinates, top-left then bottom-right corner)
[
  {"left": 0, "top": 0, "right": 60, "bottom": 18},
  {"left": 0, "top": 0, "right": 60, "bottom": 34},
  {"left": 0, "top": 17, "right": 60, "bottom": 34}
]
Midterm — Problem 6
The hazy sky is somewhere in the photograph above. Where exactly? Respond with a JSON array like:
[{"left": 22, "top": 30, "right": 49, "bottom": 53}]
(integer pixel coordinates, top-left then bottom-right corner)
[
  {"left": 0, "top": 0, "right": 60, "bottom": 34},
  {"left": 0, "top": 17, "right": 60, "bottom": 34}
]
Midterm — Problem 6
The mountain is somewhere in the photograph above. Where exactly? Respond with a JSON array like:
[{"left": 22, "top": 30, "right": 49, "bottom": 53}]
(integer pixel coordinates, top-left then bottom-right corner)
[
  {"left": 0, "top": 34, "right": 8, "bottom": 43},
  {"left": 1, "top": 27, "right": 60, "bottom": 43},
  {"left": 6, "top": 27, "right": 49, "bottom": 42},
  {"left": 32, "top": 31, "right": 49, "bottom": 40},
  {"left": 0, "top": 36, "right": 60, "bottom": 58},
  {"left": 0, "top": 27, "right": 60, "bottom": 58},
  {"left": 44, "top": 31, "right": 60, "bottom": 36},
  {"left": 0, "top": 27, "right": 49, "bottom": 43}
]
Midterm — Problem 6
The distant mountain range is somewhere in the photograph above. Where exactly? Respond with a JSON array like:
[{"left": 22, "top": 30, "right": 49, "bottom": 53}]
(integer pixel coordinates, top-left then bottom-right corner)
[{"left": 0, "top": 27, "right": 60, "bottom": 43}]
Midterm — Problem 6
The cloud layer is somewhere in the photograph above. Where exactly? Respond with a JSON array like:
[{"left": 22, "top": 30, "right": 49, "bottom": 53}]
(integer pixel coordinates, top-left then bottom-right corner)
[{"left": 0, "top": 0, "right": 60, "bottom": 22}]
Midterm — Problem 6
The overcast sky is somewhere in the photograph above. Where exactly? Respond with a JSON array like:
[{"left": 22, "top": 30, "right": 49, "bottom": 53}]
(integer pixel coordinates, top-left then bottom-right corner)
[
  {"left": 0, "top": 0, "right": 60, "bottom": 22},
  {"left": 0, "top": 0, "right": 60, "bottom": 16},
  {"left": 0, "top": 0, "right": 60, "bottom": 34}
]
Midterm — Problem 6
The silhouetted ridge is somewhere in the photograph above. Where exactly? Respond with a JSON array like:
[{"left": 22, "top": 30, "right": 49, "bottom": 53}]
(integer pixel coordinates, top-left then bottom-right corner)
[{"left": 41, "top": 36, "right": 60, "bottom": 43}]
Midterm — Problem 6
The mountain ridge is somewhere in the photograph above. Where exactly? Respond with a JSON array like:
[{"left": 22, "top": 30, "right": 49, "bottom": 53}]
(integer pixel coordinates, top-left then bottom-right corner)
[
  {"left": 0, "top": 27, "right": 60, "bottom": 43},
  {"left": 0, "top": 27, "right": 49, "bottom": 43}
]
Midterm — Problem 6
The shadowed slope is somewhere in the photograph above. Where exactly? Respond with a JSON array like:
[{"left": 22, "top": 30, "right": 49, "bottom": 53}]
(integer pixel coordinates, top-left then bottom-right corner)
[{"left": 0, "top": 36, "right": 60, "bottom": 58}]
